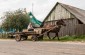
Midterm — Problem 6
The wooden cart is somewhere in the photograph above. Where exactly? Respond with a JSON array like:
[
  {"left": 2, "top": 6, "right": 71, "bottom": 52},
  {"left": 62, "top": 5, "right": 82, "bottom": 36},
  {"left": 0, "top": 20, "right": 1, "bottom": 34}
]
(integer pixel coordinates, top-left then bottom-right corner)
[{"left": 10, "top": 28, "right": 48, "bottom": 41}]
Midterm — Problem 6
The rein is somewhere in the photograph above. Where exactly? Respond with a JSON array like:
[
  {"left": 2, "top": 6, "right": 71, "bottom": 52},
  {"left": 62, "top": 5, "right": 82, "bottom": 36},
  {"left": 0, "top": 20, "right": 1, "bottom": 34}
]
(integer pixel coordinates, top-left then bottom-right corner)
[{"left": 39, "top": 25, "right": 58, "bottom": 36}]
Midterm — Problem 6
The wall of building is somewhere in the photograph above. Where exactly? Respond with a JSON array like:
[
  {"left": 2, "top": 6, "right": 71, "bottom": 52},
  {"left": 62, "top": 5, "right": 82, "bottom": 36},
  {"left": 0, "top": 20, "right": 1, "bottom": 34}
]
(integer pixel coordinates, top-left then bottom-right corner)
[
  {"left": 44, "top": 18, "right": 85, "bottom": 37},
  {"left": 45, "top": 4, "right": 75, "bottom": 22},
  {"left": 59, "top": 18, "right": 78, "bottom": 36}
]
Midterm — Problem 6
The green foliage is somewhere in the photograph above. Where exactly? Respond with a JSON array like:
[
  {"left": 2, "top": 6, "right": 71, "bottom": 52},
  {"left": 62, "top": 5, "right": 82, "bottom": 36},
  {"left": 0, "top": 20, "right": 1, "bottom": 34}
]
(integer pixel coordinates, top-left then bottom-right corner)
[
  {"left": 1, "top": 9, "right": 30, "bottom": 31},
  {"left": 60, "top": 35, "right": 85, "bottom": 41}
]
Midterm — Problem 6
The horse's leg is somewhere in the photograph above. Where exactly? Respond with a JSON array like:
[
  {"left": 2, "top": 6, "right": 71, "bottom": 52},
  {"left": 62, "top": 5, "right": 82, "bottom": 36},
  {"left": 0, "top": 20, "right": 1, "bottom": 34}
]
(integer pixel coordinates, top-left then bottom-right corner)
[
  {"left": 52, "top": 33, "right": 60, "bottom": 40},
  {"left": 52, "top": 33, "right": 57, "bottom": 40},
  {"left": 56, "top": 33, "right": 60, "bottom": 40},
  {"left": 47, "top": 32, "right": 51, "bottom": 39},
  {"left": 57, "top": 35, "right": 60, "bottom": 41}
]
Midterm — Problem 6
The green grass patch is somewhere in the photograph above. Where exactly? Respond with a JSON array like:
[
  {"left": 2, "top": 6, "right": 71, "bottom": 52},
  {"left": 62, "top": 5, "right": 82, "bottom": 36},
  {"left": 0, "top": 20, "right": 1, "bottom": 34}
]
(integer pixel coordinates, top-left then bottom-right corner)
[{"left": 42, "top": 35, "right": 85, "bottom": 42}]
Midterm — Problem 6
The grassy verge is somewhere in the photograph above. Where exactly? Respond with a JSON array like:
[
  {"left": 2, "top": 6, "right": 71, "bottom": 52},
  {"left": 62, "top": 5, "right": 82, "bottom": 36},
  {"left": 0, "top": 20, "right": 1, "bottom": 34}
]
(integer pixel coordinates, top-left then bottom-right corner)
[
  {"left": 42, "top": 35, "right": 85, "bottom": 42},
  {"left": 0, "top": 34, "right": 85, "bottom": 42}
]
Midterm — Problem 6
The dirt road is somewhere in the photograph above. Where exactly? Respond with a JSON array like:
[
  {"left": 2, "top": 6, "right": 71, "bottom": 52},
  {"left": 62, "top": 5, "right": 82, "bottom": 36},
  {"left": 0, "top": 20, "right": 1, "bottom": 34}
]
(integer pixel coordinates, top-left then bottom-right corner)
[{"left": 0, "top": 40, "right": 85, "bottom": 55}]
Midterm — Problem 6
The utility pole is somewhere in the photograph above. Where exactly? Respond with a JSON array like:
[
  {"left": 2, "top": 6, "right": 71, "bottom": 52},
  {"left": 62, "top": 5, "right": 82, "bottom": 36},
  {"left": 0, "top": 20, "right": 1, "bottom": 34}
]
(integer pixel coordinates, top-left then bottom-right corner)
[{"left": 32, "top": 3, "right": 34, "bottom": 14}]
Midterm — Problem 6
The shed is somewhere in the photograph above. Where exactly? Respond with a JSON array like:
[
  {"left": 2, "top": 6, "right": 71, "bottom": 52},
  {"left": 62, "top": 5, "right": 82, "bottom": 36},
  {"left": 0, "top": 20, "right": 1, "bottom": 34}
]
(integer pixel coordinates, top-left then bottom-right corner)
[{"left": 42, "top": 2, "right": 85, "bottom": 36}]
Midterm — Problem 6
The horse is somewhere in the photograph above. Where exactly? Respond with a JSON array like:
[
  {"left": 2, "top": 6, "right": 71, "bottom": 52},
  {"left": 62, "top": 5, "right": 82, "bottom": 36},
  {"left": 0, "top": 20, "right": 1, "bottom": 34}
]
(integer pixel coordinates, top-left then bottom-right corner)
[{"left": 39, "top": 19, "right": 66, "bottom": 40}]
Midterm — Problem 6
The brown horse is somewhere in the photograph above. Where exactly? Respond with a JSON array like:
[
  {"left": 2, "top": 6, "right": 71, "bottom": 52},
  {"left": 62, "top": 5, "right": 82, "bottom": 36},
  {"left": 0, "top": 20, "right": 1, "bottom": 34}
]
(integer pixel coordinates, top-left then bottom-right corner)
[{"left": 40, "top": 19, "right": 66, "bottom": 40}]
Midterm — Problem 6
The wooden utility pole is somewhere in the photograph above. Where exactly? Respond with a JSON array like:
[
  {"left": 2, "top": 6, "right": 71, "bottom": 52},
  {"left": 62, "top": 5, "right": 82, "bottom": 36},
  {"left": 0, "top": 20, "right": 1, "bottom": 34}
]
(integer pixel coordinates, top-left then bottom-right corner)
[{"left": 32, "top": 3, "right": 34, "bottom": 14}]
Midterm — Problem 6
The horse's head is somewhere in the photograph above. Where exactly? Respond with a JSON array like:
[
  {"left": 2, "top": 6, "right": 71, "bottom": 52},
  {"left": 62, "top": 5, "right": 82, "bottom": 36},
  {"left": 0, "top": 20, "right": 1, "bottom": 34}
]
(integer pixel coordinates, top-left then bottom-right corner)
[{"left": 56, "top": 19, "right": 66, "bottom": 26}]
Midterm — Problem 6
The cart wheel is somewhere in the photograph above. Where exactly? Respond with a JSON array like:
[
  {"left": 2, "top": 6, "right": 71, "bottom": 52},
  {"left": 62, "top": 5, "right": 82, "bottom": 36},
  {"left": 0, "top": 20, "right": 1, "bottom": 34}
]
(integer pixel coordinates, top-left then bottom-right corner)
[
  {"left": 15, "top": 34, "right": 21, "bottom": 42},
  {"left": 31, "top": 35, "right": 38, "bottom": 41}
]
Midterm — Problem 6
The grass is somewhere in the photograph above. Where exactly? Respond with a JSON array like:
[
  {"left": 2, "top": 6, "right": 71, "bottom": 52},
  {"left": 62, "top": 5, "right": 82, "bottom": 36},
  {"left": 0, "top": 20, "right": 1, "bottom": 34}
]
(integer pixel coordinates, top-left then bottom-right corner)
[
  {"left": 42, "top": 35, "right": 85, "bottom": 42},
  {"left": 0, "top": 34, "right": 85, "bottom": 42}
]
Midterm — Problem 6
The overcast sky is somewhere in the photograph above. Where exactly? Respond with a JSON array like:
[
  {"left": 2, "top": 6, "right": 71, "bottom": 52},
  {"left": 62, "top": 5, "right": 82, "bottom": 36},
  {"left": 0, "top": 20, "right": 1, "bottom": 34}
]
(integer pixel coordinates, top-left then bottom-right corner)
[{"left": 0, "top": 0, "right": 85, "bottom": 22}]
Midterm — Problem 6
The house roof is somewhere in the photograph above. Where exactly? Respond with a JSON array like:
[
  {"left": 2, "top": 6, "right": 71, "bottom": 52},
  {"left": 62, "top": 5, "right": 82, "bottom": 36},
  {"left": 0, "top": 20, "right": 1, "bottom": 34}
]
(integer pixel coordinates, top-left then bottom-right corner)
[
  {"left": 43, "top": 2, "right": 85, "bottom": 24},
  {"left": 28, "top": 12, "right": 42, "bottom": 27}
]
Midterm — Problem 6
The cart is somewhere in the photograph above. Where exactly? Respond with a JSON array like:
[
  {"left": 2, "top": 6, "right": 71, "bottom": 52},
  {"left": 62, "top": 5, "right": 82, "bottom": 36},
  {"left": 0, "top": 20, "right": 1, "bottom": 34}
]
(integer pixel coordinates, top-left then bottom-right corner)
[{"left": 9, "top": 28, "right": 48, "bottom": 41}]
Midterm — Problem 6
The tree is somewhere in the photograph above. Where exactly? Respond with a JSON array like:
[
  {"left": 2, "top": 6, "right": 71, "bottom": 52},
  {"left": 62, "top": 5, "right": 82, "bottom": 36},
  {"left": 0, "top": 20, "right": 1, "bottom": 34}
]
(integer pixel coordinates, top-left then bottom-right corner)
[{"left": 1, "top": 9, "right": 30, "bottom": 32}]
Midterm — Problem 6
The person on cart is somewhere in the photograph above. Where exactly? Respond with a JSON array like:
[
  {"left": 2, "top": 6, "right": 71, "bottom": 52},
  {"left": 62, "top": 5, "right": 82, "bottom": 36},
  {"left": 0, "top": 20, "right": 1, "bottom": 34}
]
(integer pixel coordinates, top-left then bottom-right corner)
[{"left": 27, "top": 23, "right": 34, "bottom": 31}]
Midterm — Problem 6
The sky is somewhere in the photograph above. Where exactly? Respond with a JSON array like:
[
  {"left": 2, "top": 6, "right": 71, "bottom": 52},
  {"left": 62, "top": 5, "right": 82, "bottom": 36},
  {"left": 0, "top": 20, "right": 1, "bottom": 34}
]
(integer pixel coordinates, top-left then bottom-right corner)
[{"left": 0, "top": 0, "right": 85, "bottom": 22}]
